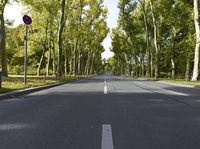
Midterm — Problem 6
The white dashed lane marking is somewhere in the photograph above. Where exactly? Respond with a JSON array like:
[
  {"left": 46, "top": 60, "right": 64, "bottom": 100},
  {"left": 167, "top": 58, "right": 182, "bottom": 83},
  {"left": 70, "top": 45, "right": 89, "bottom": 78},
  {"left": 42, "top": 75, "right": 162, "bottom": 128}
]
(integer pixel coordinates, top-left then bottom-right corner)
[{"left": 102, "top": 124, "right": 113, "bottom": 149}]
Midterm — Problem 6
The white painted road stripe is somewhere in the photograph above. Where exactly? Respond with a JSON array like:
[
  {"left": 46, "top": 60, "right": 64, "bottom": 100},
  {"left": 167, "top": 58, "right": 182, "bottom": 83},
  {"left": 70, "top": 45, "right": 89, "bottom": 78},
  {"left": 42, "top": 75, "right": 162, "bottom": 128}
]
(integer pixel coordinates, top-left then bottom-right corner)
[
  {"left": 165, "top": 90, "right": 189, "bottom": 96},
  {"left": 102, "top": 125, "right": 114, "bottom": 149},
  {"left": 104, "top": 86, "right": 108, "bottom": 94},
  {"left": 135, "top": 82, "right": 189, "bottom": 96}
]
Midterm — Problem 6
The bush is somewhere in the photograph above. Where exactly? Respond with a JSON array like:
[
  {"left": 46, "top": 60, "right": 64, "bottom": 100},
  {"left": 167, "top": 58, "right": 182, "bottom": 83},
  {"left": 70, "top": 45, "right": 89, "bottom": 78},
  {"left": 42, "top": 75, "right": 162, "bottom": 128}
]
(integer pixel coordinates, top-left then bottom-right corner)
[{"left": 11, "top": 65, "right": 24, "bottom": 75}]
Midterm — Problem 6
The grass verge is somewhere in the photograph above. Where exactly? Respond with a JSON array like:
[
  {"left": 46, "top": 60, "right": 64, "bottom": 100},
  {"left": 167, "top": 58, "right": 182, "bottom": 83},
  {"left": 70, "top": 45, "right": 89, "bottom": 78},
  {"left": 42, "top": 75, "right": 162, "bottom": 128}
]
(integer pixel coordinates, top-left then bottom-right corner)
[
  {"left": 137, "top": 77, "right": 200, "bottom": 87},
  {"left": 158, "top": 79, "right": 200, "bottom": 87},
  {"left": 0, "top": 75, "right": 94, "bottom": 93}
]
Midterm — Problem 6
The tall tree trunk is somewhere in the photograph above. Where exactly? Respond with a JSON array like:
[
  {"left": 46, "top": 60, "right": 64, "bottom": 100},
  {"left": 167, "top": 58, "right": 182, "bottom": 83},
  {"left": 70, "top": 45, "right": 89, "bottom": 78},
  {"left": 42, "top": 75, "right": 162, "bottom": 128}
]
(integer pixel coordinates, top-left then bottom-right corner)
[
  {"left": 73, "top": 48, "right": 76, "bottom": 76},
  {"left": 73, "top": 35, "right": 81, "bottom": 76},
  {"left": 89, "top": 52, "right": 95, "bottom": 74},
  {"left": 64, "top": 46, "right": 67, "bottom": 76},
  {"left": 37, "top": 23, "right": 48, "bottom": 76},
  {"left": 124, "top": 53, "right": 129, "bottom": 76},
  {"left": 185, "top": 57, "right": 190, "bottom": 82},
  {"left": 0, "top": 2, "right": 8, "bottom": 77},
  {"left": 131, "top": 55, "right": 134, "bottom": 77},
  {"left": 84, "top": 54, "right": 90, "bottom": 75},
  {"left": 171, "top": 27, "right": 178, "bottom": 80},
  {"left": 135, "top": 58, "right": 138, "bottom": 77},
  {"left": 69, "top": 57, "right": 73, "bottom": 75},
  {"left": 57, "top": 0, "right": 66, "bottom": 78},
  {"left": 78, "top": 52, "right": 81, "bottom": 75},
  {"left": 140, "top": 0, "right": 150, "bottom": 77},
  {"left": 171, "top": 57, "right": 175, "bottom": 80},
  {"left": 150, "top": 0, "right": 159, "bottom": 79},
  {"left": 144, "top": 22, "right": 150, "bottom": 77},
  {"left": 78, "top": 0, "right": 83, "bottom": 76},
  {"left": 192, "top": 0, "right": 200, "bottom": 81},
  {"left": 37, "top": 49, "right": 45, "bottom": 76},
  {"left": 89, "top": 52, "right": 95, "bottom": 75},
  {"left": 46, "top": 45, "right": 51, "bottom": 76},
  {"left": 52, "top": 38, "right": 56, "bottom": 76},
  {"left": 150, "top": 51, "right": 154, "bottom": 77},
  {"left": 46, "top": 31, "right": 52, "bottom": 76},
  {"left": 120, "top": 62, "right": 123, "bottom": 76},
  {"left": 141, "top": 55, "right": 145, "bottom": 78}
]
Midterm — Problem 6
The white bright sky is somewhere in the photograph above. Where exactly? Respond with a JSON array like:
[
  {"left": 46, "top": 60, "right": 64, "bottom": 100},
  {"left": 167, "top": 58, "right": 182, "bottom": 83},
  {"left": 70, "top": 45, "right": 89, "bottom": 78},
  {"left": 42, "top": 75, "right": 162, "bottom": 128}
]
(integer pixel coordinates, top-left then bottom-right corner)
[{"left": 4, "top": 0, "right": 119, "bottom": 60}]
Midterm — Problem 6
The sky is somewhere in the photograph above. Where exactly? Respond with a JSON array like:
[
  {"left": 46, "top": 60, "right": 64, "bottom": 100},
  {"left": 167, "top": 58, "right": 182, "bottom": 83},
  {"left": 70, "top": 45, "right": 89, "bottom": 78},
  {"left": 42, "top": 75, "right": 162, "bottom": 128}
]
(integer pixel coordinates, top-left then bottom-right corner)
[
  {"left": 4, "top": 1, "right": 23, "bottom": 27},
  {"left": 4, "top": 0, "right": 119, "bottom": 60},
  {"left": 102, "top": 0, "right": 119, "bottom": 60}
]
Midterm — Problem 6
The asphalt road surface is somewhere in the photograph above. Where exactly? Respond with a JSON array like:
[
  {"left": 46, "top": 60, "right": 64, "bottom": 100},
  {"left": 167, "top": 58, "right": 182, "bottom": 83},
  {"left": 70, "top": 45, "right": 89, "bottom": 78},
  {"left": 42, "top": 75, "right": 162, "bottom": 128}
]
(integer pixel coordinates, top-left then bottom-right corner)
[{"left": 0, "top": 75, "right": 200, "bottom": 149}]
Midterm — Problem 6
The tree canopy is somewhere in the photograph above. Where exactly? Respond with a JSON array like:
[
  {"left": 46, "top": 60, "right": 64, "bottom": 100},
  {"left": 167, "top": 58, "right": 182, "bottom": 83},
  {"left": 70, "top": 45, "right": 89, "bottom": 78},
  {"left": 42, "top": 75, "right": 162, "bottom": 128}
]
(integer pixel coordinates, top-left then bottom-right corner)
[
  {"left": 109, "top": 0, "right": 199, "bottom": 81},
  {"left": 1, "top": 0, "right": 108, "bottom": 77},
  {"left": 1, "top": 0, "right": 200, "bottom": 81}
]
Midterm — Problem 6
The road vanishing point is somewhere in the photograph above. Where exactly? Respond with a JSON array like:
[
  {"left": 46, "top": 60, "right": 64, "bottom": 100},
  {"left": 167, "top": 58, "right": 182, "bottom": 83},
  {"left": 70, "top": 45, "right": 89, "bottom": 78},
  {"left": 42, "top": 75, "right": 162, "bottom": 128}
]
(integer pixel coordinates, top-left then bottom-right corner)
[{"left": 0, "top": 75, "right": 200, "bottom": 149}]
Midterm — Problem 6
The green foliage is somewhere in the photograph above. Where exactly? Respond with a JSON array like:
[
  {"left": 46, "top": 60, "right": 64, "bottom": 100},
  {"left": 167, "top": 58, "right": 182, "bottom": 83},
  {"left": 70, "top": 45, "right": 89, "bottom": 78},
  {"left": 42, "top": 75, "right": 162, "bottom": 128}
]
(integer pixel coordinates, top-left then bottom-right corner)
[
  {"left": 5, "top": 0, "right": 108, "bottom": 77},
  {"left": 0, "top": 75, "right": 80, "bottom": 93},
  {"left": 110, "top": 0, "right": 197, "bottom": 80}
]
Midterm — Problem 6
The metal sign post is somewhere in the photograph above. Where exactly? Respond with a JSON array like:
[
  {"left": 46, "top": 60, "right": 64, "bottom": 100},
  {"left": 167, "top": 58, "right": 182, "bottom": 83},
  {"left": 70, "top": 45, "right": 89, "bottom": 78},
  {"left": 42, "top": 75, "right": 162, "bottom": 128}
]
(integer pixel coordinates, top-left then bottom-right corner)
[
  {"left": 24, "top": 25, "right": 28, "bottom": 85},
  {"left": 0, "top": 29, "right": 2, "bottom": 88},
  {"left": 23, "top": 15, "right": 32, "bottom": 85}
]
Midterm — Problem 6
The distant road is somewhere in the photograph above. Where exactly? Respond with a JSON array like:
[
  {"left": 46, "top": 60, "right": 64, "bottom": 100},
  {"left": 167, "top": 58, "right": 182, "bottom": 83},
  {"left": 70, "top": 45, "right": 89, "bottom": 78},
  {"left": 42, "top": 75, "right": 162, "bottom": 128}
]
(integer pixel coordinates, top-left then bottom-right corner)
[{"left": 0, "top": 75, "right": 200, "bottom": 149}]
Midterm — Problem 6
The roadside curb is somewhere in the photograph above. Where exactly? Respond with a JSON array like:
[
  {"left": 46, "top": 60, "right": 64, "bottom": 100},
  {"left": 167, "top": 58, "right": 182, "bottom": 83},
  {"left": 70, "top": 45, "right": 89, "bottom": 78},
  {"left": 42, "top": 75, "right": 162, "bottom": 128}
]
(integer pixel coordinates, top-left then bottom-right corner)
[
  {"left": 124, "top": 76, "right": 198, "bottom": 88},
  {"left": 0, "top": 80, "right": 74, "bottom": 100}
]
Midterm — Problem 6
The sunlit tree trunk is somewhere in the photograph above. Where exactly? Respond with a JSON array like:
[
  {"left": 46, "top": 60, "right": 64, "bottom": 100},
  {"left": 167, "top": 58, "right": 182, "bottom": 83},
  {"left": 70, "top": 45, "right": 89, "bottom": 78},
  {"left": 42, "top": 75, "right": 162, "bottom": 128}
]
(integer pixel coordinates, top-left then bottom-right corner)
[
  {"left": 78, "top": 52, "right": 81, "bottom": 75},
  {"left": 171, "top": 57, "right": 175, "bottom": 80},
  {"left": 150, "top": 51, "right": 154, "bottom": 77},
  {"left": 78, "top": 0, "right": 83, "bottom": 76},
  {"left": 69, "top": 57, "right": 73, "bottom": 75},
  {"left": 73, "top": 48, "right": 76, "bottom": 76},
  {"left": 140, "top": 0, "right": 150, "bottom": 77},
  {"left": 52, "top": 38, "right": 56, "bottom": 76},
  {"left": 192, "top": 0, "right": 200, "bottom": 81},
  {"left": 141, "top": 54, "right": 145, "bottom": 78},
  {"left": 89, "top": 52, "right": 95, "bottom": 74},
  {"left": 84, "top": 52, "right": 90, "bottom": 75},
  {"left": 37, "top": 23, "right": 48, "bottom": 76},
  {"left": 37, "top": 49, "right": 45, "bottom": 76},
  {"left": 46, "top": 30, "right": 52, "bottom": 76},
  {"left": 64, "top": 46, "right": 67, "bottom": 76},
  {"left": 150, "top": 0, "right": 159, "bottom": 79}
]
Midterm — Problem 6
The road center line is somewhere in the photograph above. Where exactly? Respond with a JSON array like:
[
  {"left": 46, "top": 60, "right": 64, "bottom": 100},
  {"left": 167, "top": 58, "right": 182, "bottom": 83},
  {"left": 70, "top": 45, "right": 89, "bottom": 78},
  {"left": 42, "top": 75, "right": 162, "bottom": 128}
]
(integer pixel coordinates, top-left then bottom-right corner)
[{"left": 102, "top": 124, "right": 113, "bottom": 149}]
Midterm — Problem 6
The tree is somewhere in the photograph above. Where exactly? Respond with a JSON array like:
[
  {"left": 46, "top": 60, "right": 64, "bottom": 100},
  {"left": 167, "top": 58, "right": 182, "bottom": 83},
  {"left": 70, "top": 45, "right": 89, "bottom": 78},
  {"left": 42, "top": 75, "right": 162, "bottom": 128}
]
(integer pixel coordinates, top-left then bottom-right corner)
[
  {"left": 149, "top": 0, "right": 159, "bottom": 79},
  {"left": 57, "top": 0, "right": 66, "bottom": 77},
  {"left": 139, "top": 0, "right": 150, "bottom": 77},
  {"left": 20, "top": 0, "right": 108, "bottom": 77},
  {"left": 191, "top": 0, "right": 200, "bottom": 81},
  {"left": 108, "top": 0, "right": 196, "bottom": 80},
  {"left": 0, "top": 0, "right": 8, "bottom": 77}
]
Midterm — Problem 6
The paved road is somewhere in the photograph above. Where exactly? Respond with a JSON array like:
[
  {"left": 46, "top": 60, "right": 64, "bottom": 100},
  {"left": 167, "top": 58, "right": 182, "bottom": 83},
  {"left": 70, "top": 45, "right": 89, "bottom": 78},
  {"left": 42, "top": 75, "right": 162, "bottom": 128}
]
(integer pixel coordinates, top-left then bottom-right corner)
[{"left": 0, "top": 75, "right": 200, "bottom": 149}]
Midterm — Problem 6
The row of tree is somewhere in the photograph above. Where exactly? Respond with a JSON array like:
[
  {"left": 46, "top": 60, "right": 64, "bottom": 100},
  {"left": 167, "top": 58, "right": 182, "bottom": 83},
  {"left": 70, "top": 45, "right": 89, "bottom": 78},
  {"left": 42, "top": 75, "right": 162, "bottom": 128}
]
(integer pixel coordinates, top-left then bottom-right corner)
[
  {"left": 0, "top": 0, "right": 109, "bottom": 77},
  {"left": 110, "top": 0, "right": 199, "bottom": 81}
]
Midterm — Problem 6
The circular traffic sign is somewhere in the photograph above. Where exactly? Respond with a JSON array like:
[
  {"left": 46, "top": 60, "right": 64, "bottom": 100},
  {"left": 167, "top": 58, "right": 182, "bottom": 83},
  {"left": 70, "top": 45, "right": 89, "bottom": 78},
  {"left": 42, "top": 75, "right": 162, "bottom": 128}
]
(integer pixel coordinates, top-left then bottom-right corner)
[{"left": 23, "top": 15, "right": 32, "bottom": 25}]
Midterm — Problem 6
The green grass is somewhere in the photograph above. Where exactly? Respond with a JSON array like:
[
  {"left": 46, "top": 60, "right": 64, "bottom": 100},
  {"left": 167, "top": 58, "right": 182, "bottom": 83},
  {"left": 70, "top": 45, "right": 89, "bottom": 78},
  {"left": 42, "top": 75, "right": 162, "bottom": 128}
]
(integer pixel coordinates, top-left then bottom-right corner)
[
  {"left": 159, "top": 79, "right": 200, "bottom": 87},
  {"left": 0, "top": 75, "right": 93, "bottom": 93}
]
